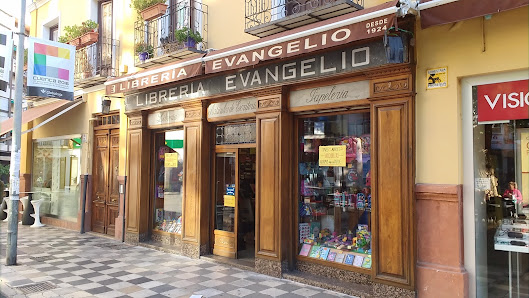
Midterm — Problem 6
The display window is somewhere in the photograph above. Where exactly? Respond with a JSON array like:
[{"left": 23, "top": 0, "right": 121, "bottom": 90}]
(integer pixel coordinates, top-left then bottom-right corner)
[
  {"left": 473, "top": 83, "right": 529, "bottom": 296},
  {"left": 153, "top": 129, "right": 184, "bottom": 234},
  {"left": 297, "top": 111, "right": 372, "bottom": 269},
  {"left": 32, "top": 137, "right": 82, "bottom": 222}
]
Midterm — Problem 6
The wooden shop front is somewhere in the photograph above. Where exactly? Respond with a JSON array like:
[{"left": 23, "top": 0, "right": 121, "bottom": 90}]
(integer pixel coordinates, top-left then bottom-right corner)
[{"left": 117, "top": 29, "right": 416, "bottom": 294}]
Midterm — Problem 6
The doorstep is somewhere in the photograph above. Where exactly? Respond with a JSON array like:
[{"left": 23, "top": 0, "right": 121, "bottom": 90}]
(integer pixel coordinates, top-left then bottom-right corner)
[
  {"left": 283, "top": 270, "right": 373, "bottom": 298},
  {"left": 137, "top": 240, "right": 182, "bottom": 255}
]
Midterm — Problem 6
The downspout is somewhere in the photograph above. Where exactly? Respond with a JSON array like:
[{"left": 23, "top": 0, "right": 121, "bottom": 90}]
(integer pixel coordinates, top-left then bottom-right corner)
[{"left": 122, "top": 102, "right": 128, "bottom": 242}]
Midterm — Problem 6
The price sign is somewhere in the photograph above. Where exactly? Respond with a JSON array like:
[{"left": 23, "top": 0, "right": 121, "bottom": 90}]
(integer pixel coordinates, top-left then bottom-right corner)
[
  {"left": 165, "top": 153, "right": 178, "bottom": 168},
  {"left": 319, "top": 145, "right": 346, "bottom": 167},
  {"left": 224, "top": 195, "right": 235, "bottom": 207}
]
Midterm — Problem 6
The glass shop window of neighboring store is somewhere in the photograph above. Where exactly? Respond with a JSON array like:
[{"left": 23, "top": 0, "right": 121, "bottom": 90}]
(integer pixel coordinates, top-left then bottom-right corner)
[
  {"left": 153, "top": 129, "right": 184, "bottom": 234},
  {"left": 32, "top": 137, "right": 82, "bottom": 222},
  {"left": 297, "top": 112, "right": 372, "bottom": 269},
  {"left": 472, "top": 81, "right": 529, "bottom": 297}
]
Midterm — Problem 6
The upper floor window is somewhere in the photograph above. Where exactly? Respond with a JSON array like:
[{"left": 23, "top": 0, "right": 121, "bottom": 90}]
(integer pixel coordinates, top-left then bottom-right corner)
[{"left": 49, "top": 25, "right": 58, "bottom": 41}]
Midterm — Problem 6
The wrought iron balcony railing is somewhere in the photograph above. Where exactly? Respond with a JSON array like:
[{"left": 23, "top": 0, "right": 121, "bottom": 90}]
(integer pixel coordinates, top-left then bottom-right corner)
[
  {"left": 245, "top": 0, "right": 364, "bottom": 37},
  {"left": 74, "top": 38, "right": 120, "bottom": 88},
  {"left": 134, "top": 1, "right": 208, "bottom": 68}
]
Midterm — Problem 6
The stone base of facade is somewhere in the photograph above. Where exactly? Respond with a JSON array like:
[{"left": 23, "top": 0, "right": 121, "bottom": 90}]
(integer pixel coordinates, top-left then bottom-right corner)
[
  {"left": 182, "top": 242, "right": 200, "bottom": 259},
  {"left": 151, "top": 232, "right": 182, "bottom": 248},
  {"left": 296, "top": 260, "right": 371, "bottom": 285},
  {"left": 125, "top": 231, "right": 147, "bottom": 244},
  {"left": 40, "top": 216, "right": 78, "bottom": 231},
  {"left": 417, "top": 263, "right": 468, "bottom": 298},
  {"left": 255, "top": 258, "right": 287, "bottom": 278}
]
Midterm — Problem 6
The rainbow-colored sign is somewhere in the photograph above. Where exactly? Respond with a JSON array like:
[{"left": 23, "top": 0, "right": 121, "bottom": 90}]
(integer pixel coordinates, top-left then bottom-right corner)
[
  {"left": 33, "top": 43, "right": 71, "bottom": 80},
  {"left": 28, "top": 37, "right": 75, "bottom": 100}
]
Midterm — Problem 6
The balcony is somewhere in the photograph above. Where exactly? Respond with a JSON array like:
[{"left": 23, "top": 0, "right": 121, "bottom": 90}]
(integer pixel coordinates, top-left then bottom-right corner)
[
  {"left": 134, "top": 1, "right": 208, "bottom": 68},
  {"left": 245, "top": 0, "right": 364, "bottom": 38},
  {"left": 74, "top": 38, "right": 120, "bottom": 89}
]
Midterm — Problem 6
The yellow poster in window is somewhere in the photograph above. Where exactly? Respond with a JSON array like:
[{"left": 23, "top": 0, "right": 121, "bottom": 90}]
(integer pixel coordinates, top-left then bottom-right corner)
[
  {"left": 319, "top": 145, "right": 346, "bottom": 167},
  {"left": 165, "top": 153, "right": 178, "bottom": 168},
  {"left": 224, "top": 195, "right": 236, "bottom": 207}
]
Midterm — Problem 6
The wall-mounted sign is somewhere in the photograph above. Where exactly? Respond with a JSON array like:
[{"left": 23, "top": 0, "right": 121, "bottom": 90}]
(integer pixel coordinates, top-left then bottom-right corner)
[
  {"left": 147, "top": 108, "right": 185, "bottom": 127},
  {"left": 319, "top": 145, "right": 346, "bottom": 167},
  {"left": 290, "top": 80, "right": 370, "bottom": 108},
  {"left": 125, "top": 41, "right": 388, "bottom": 112},
  {"left": 0, "top": 30, "right": 13, "bottom": 99},
  {"left": 106, "top": 61, "right": 203, "bottom": 95},
  {"left": 165, "top": 152, "right": 179, "bottom": 168},
  {"left": 224, "top": 195, "right": 235, "bottom": 207},
  {"left": 427, "top": 67, "right": 447, "bottom": 89},
  {"left": 477, "top": 79, "right": 529, "bottom": 123},
  {"left": 207, "top": 97, "right": 257, "bottom": 120},
  {"left": 204, "top": 2, "right": 397, "bottom": 74},
  {"left": 27, "top": 37, "right": 76, "bottom": 100}
]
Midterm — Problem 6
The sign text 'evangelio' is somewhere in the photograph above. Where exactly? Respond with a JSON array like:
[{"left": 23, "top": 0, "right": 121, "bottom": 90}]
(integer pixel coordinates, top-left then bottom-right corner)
[{"left": 125, "top": 41, "right": 388, "bottom": 112}]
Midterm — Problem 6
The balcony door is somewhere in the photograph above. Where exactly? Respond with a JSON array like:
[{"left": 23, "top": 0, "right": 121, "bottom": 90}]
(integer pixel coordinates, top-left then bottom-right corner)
[{"left": 99, "top": 0, "right": 113, "bottom": 76}]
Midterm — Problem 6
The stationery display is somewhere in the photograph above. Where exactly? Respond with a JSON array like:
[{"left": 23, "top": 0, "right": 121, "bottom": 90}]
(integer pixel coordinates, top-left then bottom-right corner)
[
  {"left": 154, "top": 216, "right": 182, "bottom": 234},
  {"left": 352, "top": 255, "right": 364, "bottom": 267}
]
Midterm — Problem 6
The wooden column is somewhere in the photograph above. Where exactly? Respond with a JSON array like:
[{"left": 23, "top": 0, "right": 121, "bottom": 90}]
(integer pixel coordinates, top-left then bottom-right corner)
[
  {"left": 254, "top": 88, "right": 292, "bottom": 277},
  {"left": 182, "top": 102, "right": 210, "bottom": 258},
  {"left": 370, "top": 73, "right": 415, "bottom": 289},
  {"left": 125, "top": 112, "right": 151, "bottom": 243}
]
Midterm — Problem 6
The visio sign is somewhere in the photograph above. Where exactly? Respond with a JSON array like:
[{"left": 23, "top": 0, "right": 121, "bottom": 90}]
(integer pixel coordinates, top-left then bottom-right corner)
[{"left": 477, "top": 79, "right": 529, "bottom": 123}]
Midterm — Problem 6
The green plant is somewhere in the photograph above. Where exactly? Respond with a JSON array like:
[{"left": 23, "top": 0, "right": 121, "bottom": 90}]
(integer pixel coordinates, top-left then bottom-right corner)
[
  {"left": 130, "top": 0, "right": 166, "bottom": 15},
  {"left": 174, "top": 27, "right": 202, "bottom": 43},
  {"left": 59, "top": 20, "right": 99, "bottom": 42},
  {"left": 135, "top": 42, "right": 154, "bottom": 56}
]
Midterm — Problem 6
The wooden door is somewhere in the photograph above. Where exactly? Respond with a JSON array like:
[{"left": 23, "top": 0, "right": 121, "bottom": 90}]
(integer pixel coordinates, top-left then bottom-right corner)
[
  {"left": 91, "top": 129, "right": 120, "bottom": 235},
  {"left": 212, "top": 150, "right": 238, "bottom": 258}
]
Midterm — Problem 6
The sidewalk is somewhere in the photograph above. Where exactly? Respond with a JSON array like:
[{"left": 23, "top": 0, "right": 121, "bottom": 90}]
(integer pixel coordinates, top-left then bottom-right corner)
[{"left": 0, "top": 223, "right": 353, "bottom": 298}]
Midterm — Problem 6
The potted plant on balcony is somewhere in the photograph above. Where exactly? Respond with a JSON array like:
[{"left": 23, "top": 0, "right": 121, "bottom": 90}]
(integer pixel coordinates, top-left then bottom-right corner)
[
  {"left": 63, "top": 25, "right": 82, "bottom": 48},
  {"left": 131, "top": 0, "right": 168, "bottom": 22},
  {"left": 135, "top": 42, "right": 154, "bottom": 62},
  {"left": 175, "top": 27, "right": 202, "bottom": 49},
  {"left": 78, "top": 20, "right": 99, "bottom": 48}
]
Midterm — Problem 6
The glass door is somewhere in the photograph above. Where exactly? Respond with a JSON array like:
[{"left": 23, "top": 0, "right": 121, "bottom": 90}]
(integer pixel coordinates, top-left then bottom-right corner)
[{"left": 212, "top": 150, "right": 238, "bottom": 258}]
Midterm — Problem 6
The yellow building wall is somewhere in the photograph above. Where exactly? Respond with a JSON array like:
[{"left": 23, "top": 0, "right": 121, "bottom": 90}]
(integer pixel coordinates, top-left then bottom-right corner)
[
  {"left": 415, "top": 7, "right": 529, "bottom": 185},
  {"left": 30, "top": 0, "right": 91, "bottom": 39}
]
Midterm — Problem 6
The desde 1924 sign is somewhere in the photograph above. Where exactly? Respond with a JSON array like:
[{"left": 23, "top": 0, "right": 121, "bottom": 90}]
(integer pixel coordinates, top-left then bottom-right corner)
[
  {"left": 125, "top": 41, "right": 389, "bottom": 112},
  {"left": 27, "top": 37, "right": 76, "bottom": 100}
]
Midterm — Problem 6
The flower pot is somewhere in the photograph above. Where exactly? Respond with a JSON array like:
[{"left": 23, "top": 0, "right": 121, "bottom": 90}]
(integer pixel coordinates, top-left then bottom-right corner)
[
  {"left": 68, "top": 38, "right": 81, "bottom": 49},
  {"left": 138, "top": 52, "right": 149, "bottom": 62},
  {"left": 79, "top": 32, "right": 99, "bottom": 48},
  {"left": 140, "top": 3, "right": 168, "bottom": 22},
  {"left": 184, "top": 37, "right": 196, "bottom": 49}
]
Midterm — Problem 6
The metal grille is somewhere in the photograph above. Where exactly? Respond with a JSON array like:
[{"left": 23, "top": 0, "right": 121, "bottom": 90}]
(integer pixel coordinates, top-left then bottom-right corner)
[
  {"left": 216, "top": 123, "right": 256, "bottom": 145},
  {"left": 15, "top": 282, "right": 57, "bottom": 294},
  {"left": 74, "top": 38, "right": 120, "bottom": 86}
]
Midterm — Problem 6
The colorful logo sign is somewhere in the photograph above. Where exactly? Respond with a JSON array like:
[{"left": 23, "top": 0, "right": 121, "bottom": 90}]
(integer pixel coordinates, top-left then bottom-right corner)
[
  {"left": 27, "top": 38, "right": 75, "bottom": 100},
  {"left": 477, "top": 79, "right": 529, "bottom": 123}
]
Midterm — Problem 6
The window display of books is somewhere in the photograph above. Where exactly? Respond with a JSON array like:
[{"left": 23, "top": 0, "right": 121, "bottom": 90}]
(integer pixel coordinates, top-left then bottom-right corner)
[{"left": 154, "top": 216, "right": 182, "bottom": 234}]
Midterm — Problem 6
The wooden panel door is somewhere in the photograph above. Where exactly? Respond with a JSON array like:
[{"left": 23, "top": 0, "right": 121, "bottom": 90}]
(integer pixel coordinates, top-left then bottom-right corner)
[
  {"left": 371, "top": 98, "right": 414, "bottom": 288},
  {"left": 92, "top": 132, "right": 109, "bottom": 234},
  {"left": 92, "top": 129, "right": 120, "bottom": 235}
]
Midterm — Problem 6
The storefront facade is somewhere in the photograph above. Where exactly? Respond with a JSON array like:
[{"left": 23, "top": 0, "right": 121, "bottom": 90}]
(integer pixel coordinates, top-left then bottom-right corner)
[{"left": 116, "top": 12, "right": 416, "bottom": 293}]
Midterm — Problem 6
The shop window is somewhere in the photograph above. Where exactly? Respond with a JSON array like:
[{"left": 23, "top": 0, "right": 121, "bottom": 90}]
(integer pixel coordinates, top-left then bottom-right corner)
[
  {"left": 32, "top": 137, "right": 82, "bottom": 222},
  {"left": 473, "top": 103, "right": 529, "bottom": 295},
  {"left": 297, "top": 112, "right": 372, "bottom": 269},
  {"left": 153, "top": 129, "right": 184, "bottom": 234}
]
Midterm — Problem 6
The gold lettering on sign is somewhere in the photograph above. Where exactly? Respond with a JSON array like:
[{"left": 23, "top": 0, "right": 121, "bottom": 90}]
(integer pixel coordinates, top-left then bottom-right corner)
[
  {"left": 217, "top": 236, "right": 235, "bottom": 248},
  {"left": 129, "top": 118, "right": 142, "bottom": 126},
  {"left": 373, "top": 78, "right": 409, "bottom": 94}
]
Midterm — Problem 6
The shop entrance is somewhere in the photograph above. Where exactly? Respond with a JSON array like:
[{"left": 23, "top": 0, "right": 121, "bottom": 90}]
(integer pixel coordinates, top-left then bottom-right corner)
[{"left": 212, "top": 147, "right": 256, "bottom": 262}]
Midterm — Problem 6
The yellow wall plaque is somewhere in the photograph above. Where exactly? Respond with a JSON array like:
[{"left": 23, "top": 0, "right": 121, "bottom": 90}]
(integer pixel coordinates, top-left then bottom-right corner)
[
  {"left": 427, "top": 67, "right": 448, "bottom": 89},
  {"left": 224, "top": 195, "right": 236, "bottom": 207},
  {"left": 165, "top": 153, "right": 179, "bottom": 168},
  {"left": 319, "top": 145, "right": 346, "bottom": 167}
]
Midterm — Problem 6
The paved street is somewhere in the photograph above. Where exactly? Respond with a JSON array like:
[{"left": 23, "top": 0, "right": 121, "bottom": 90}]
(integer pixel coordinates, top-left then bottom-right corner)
[{"left": 0, "top": 223, "right": 352, "bottom": 298}]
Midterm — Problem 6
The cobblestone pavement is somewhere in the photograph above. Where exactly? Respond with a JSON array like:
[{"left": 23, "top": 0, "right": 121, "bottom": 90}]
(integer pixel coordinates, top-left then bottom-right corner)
[{"left": 0, "top": 223, "right": 353, "bottom": 298}]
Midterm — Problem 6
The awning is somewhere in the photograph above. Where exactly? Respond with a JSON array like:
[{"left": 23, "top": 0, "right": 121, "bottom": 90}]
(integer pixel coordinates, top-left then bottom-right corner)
[
  {"left": 420, "top": 0, "right": 529, "bottom": 28},
  {"left": 105, "top": 56, "right": 204, "bottom": 95},
  {"left": 0, "top": 100, "right": 71, "bottom": 136},
  {"left": 204, "top": 0, "right": 399, "bottom": 74}
]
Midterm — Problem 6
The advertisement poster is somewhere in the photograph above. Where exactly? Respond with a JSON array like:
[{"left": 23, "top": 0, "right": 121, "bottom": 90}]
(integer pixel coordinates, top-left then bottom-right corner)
[
  {"left": 0, "top": 30, "right": 12, "bottom": 99},
  {"left": 27, "top": 37, "right": 75, "bottom": 100}
]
